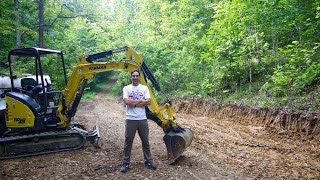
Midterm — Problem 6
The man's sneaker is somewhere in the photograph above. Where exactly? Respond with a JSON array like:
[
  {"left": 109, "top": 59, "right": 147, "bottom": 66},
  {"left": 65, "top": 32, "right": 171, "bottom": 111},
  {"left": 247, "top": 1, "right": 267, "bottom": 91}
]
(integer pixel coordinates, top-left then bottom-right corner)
[
  {"left": 120, "top": 163, "right": 129, "bottom": 173},
  {"left": 145, "top": 162, "right": 157, "bottom": 170}
]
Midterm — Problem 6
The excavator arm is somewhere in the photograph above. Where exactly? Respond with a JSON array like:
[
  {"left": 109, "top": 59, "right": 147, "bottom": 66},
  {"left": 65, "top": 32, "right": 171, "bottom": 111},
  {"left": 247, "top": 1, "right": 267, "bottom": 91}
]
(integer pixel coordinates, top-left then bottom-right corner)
[
  {"left": 125, "top": 48, "right": 177, "bottom": 130},
  {"left": 56, "top": 47, "right": 193, "bottom": 164}
]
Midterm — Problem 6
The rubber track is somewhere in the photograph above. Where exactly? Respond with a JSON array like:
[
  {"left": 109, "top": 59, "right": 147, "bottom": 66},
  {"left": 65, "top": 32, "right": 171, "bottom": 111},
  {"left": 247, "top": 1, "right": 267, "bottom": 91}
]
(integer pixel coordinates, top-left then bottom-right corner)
[{"left": 0, "top": 129, "right": 85, "bottom": 160}]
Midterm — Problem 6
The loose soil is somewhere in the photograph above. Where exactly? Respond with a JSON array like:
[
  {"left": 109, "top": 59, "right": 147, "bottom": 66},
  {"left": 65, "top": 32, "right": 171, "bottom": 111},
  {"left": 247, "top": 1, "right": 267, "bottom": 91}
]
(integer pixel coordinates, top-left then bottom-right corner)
[{"left": 0, "top": 83, "right": 320, "bottom": 179}]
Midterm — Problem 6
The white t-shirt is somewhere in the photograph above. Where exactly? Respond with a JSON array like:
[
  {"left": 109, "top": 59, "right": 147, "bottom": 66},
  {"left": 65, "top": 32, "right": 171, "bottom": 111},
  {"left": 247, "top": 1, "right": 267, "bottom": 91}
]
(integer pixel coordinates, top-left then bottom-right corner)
[{"left": 123, "top": 84, "right": 151, "bottom": 120}]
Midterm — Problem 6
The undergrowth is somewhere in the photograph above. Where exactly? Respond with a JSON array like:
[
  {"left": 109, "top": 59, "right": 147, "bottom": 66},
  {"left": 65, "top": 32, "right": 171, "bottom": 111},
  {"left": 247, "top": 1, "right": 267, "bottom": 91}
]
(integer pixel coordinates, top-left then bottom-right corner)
[
  {"left": 169, "top": 81, "right": 319, "bottom": 113},
  {"left": 84, "top": 74, "right": 319, "bottom": 113}
]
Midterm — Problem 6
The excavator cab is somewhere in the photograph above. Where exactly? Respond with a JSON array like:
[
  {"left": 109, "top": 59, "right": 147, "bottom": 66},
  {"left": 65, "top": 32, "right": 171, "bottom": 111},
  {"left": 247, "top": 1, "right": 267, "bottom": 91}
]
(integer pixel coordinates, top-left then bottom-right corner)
[
  {"left": 3, "top": 48, "right": 67, "bottom": 131},
  {"left": 0, "top": 48, "right": 100, "bottom": 159}
]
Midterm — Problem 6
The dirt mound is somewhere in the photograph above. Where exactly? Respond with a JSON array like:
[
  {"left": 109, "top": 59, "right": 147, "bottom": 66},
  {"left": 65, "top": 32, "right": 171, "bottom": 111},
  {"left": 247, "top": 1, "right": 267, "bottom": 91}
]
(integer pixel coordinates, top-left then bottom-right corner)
[{"left": 173, "top": 97, "right": 320, "bottom": 137}]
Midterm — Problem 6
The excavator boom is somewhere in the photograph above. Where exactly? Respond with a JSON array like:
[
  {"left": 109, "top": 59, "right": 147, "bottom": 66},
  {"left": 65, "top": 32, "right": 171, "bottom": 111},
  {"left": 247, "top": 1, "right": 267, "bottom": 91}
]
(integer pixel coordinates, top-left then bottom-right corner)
[{"left": 66, "top": 46, "right": 194, "bottom": 164}]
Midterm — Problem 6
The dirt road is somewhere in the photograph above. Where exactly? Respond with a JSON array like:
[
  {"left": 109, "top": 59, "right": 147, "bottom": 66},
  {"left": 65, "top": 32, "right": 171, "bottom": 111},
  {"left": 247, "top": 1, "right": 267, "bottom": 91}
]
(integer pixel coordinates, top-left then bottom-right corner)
[{"left": 1, "top": 89, "right": 320, "bottom": 179}]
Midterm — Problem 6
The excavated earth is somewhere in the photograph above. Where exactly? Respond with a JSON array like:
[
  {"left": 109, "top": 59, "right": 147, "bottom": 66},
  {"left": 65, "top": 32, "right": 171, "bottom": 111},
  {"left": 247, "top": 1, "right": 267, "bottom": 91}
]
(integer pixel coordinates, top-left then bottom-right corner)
[{"left": 0, "top": 85, "right": 320, "bottom": 179}]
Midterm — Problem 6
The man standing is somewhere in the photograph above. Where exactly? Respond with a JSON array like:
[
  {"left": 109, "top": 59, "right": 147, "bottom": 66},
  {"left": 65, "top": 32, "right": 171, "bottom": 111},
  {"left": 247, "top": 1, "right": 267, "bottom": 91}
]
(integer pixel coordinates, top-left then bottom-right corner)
[{"left": 120, "top": 70, "right": 157, "bottom": 173}]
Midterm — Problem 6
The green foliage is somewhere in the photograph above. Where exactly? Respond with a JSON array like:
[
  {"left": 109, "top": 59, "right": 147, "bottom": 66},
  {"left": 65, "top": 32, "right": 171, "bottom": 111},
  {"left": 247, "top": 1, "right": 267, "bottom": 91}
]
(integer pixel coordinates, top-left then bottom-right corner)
[
  {"left": 261, "top": 42, "right": 320, "bottom": 96},
  {"left": 82, "top": 82, "right": 103, "bottom": 100},
  {"left": 0, "top": 1, "right": 15, "bottom": 64},
  {"left": 0, "top": 0, "right": 319, "bottom": 111},
  {"left": 82, "top": 91, "right": 96, "bottom": 100},
  {"left": 111, "top": 71, "right": 131, "bottom": 96}
]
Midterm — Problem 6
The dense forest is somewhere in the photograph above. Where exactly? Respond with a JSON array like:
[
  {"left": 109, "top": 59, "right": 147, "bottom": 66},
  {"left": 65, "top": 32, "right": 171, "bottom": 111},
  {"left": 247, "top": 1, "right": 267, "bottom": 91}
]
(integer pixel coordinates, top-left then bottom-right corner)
[{"left": 0, "top": 0, "right": 319, "bottom": 111}]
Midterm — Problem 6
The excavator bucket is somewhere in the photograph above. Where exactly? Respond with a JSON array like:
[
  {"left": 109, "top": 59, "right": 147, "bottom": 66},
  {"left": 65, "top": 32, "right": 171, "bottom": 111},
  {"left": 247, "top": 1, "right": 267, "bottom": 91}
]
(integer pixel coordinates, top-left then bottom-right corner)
[{"left": 163, "top": 128, "right": 193, "bottom": 164}]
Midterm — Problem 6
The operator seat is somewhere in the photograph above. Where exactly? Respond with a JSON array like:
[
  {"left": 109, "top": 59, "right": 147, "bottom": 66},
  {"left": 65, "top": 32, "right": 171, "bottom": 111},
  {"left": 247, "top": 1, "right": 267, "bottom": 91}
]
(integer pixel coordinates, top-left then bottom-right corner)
[
  {"left": 21, "top": 78, "right": 42, "bottom": 99},
  {"left": 21, "top": 78, "right": 37, "bottom": 91}
]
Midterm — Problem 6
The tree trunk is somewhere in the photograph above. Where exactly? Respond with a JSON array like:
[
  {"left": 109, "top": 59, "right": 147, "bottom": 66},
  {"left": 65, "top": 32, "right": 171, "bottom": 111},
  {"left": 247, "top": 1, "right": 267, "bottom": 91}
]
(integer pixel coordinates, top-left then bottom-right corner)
[
  {"left": 255, "top": 33, "right": 261, "bottom": 64},
  {"left": 212, "top": 67, "right": 216, "bottom": 95},
  {"left": 12, "top": 0, "right": 20, "bottom": 68},
  {"left": 248, "top": 22, "right": 253, "bottom": 90},
  {"left": 39, "top": 0, "right": 44, "bottom": 48},
  {"left": 15, "top": 0, "right": 20, "bottom": 48},
  {"left": 249, "top": 57, "right": 252, "bottom": 89},
  {"left": 248, "top": 0, "right": 253, "bottom": 90},
  {"left": 154, "top": 6, "right": 157, "bottom": 41},
  {"left": 201, "top": 60, "right": 205, "bottom": 97},
  {"left": 272, "top": 33, "right": 279, "bottom": 65}
]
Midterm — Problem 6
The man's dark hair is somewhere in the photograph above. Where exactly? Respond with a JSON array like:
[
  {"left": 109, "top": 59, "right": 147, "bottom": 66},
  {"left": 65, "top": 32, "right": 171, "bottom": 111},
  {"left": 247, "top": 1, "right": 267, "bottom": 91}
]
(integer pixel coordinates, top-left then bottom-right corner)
[{"left": 131, "top": 70, "right": 140, "bottom": 76}]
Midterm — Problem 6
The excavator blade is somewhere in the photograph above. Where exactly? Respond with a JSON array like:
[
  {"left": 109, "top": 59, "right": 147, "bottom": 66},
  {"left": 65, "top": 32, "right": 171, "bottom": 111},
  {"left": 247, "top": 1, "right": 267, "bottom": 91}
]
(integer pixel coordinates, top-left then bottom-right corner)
[{"left": 163, "top": 128, "right": 193, "bottom": 164}]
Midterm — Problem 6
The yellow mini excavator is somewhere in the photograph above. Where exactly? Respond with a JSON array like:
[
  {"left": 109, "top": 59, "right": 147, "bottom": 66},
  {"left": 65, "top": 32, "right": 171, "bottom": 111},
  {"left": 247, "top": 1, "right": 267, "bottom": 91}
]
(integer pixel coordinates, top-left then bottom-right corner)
[{"left": 0, "top": 46, "right": 193, "bottom": 164}]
